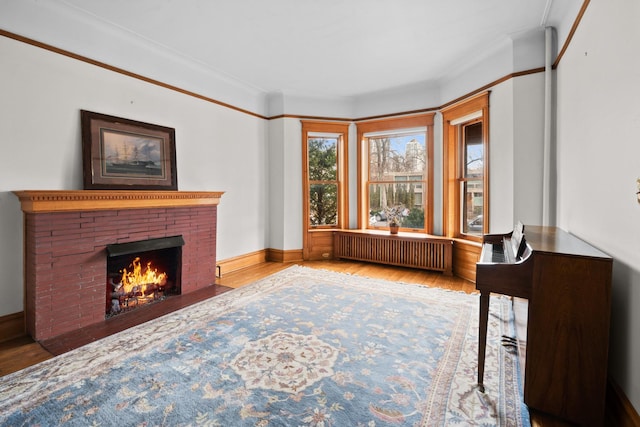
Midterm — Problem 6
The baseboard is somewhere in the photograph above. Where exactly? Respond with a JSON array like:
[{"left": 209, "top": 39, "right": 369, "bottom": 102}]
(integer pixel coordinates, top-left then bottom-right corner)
[
  {"left": 606, "top": 377, "right": 640, "bottom": 426},
  {"left": 216, "top": 250, "right": 268, "bottom": 276},
  {"left": 267, "top": 248, "right": 304, "bottom": 263},
  {"left": 216, "top": 249, "right": 303, "bottom": 276},
  {"left": 0, "top": 311, "right": 25, "bottom": 343}
]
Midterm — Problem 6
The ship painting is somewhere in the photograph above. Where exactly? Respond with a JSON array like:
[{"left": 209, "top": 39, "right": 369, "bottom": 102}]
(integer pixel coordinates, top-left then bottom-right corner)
[{"left": 101, "top": 129, "right": 165, "bottom": 178}]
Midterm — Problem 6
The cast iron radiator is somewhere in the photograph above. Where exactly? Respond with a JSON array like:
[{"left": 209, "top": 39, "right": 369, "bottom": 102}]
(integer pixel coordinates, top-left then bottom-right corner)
[{"left": 334, "top": 231, "right": 453, "bottom": 275}]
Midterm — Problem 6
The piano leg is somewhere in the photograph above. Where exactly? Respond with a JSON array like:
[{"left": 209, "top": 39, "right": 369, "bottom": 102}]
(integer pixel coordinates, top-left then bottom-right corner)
[{"left": 477, "top": 290, "right": 490, "bottom": 393}]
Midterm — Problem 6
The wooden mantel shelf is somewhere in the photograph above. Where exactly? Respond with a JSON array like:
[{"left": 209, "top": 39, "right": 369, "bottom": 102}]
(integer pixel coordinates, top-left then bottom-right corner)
[{"left": 13, "top": 190, "right": 224, "bottom": 213}]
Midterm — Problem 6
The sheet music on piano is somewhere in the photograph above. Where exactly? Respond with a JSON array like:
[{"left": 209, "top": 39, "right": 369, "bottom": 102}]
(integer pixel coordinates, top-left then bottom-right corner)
[{"left": 479, "top": 221, "right": 527, "bottom": 264}]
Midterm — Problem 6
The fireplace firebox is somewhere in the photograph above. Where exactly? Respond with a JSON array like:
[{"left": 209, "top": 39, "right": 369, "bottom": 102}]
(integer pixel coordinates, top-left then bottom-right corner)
[{"left": 106, "top": 235, "right": 184, "bottom": 317}]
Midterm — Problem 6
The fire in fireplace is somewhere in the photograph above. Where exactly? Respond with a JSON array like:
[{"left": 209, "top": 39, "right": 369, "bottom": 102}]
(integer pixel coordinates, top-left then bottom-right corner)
[{"left": 106, "top": 236, "right": 184, "bottom": 318}]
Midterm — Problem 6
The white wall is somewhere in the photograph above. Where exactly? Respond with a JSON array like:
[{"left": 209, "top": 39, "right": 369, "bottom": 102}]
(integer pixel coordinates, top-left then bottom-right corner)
[
  {"left": 267, "top": 117, "right": 304, "bottom": 251},
  {"left": 513, "top": 73, "right": 546, "bottom": 226},
  {"left": 0, "top": 36, "right": 269, "bottom": 316},
  {"left": 267, "top": 119, "right": 286, "bottom": 250},
  {"left": 488, "top": 79, "right": 516, "bottom": 232},
  {"left": 556, "top": 0, "right": 640, "bottom": 412},
  {"left": 281, "top": 119, "right": 305, "bottom": 250}
]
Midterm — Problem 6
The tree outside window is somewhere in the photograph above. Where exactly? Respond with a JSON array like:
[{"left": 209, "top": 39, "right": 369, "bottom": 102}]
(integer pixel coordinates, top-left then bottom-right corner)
[{"left": 308, "top": 137, "right": 338, "bottom": 226}]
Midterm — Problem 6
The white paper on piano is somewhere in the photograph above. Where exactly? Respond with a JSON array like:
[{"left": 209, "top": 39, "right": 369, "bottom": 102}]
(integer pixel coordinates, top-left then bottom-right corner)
[{"left": 479, "top": 221, "right": 527, "bottom": 264}]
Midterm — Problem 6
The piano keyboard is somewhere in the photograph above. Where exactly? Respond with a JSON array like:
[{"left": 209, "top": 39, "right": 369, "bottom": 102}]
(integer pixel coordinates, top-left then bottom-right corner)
[
  {"left": 480, "top": 241, "right": 512, "bottom": 264},
  {"left": 491, "top": 244, "right": 506, "bottom": 263}
]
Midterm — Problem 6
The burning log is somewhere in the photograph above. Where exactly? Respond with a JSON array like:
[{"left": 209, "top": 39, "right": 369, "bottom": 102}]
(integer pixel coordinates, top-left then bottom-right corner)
[
  {"left": 108, "top": 276, "right": 125, "bottom": 314},
  {"left": 107, "top": 256, "right": 170, "bottom": 317},
  {"left": 119, "top": 257, "right": 168, "bottom": 297},
  {"left": 144, "top": 284, "right": 157, "bottom": 297}
]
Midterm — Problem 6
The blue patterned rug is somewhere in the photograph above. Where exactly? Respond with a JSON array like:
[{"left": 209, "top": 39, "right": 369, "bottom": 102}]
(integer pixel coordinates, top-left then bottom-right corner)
[{"left": 0, "top": 265, "right": 529, "bottom": 426}]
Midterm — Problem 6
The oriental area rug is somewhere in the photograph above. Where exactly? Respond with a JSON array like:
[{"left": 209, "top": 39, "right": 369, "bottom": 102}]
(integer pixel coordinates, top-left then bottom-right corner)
[{"left": 0, "top": 265, "right": 529, "bottom": 426}]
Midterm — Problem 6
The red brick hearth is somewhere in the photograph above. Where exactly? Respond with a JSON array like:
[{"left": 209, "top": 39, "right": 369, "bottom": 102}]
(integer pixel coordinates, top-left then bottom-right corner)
[{"left": 14, "top": 190, "right": 223, "bottom": 341}]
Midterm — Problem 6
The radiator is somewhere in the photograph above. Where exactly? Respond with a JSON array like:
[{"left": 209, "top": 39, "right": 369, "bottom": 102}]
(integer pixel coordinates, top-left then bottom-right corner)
[{"left": 334, "top": 231, "right": 453, "bottom": 275}]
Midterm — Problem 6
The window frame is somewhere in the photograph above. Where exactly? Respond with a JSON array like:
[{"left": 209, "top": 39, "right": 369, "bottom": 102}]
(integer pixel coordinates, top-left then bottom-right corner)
[
  {"left": 356, "top": 114, "right": 434, "bottom": 233},
  {"left": 442, "top": 92, "right": 490, "bottom": 241},
  {"left": 301, "top": 121, "right": 349, "bottom": 232}
]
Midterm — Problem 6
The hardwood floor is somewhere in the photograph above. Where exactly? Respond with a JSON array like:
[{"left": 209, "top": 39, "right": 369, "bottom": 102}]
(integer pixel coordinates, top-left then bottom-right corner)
[{"left": 0, "top": 260, "right": 578, "bottom": 426}]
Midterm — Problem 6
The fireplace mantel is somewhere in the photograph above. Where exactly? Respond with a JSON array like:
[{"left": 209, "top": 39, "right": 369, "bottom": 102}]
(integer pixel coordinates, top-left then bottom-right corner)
[{"left": 13, "top": 190, "right": 224, "bottom": 213}]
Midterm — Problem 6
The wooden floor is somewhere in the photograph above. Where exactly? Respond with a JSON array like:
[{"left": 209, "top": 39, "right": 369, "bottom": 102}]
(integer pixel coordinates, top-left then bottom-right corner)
[{"left": 0, "top": 260, "right": 579, "bottom": 426}]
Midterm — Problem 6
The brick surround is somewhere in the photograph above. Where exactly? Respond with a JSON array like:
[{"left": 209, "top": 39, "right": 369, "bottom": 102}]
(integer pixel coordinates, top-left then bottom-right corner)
[{"left": 14, "top": 191, "right": 222, "bottom": 341}]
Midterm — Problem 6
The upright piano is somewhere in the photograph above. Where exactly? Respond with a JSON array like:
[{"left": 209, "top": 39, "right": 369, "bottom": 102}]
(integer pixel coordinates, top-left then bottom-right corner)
[{"left": 476, "top": 224, "right": 612, "bottom": 427}]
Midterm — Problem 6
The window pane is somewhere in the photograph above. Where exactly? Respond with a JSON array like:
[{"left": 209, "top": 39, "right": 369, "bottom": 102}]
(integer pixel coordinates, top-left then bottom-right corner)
[
  {"left": 464, "top": 122, "right": 483, "bottom": 178},
  {"left": 462, "top": 180, "right": 483, "bottom": 236},
  {"left": 368, "top": 183, "right": 425, "bottom": 229},
  {"left": 367, "top": 131, "right": 427, "bottom": 230},
  {"left": 369, "top": 134, "right": 425, "bottom": 180},
  {"left": 308, "top": 137, "right": 337, "bottom": 181},
  {"left": 461, "top": 121, "right": 484, "bottom": 235},
  {"left": 309, "top": 184, "right": 337, "bottom": 226}
]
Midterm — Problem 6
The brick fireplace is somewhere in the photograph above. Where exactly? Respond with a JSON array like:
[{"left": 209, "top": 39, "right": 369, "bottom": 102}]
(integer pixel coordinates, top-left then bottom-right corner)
[{"left": 14, "top": 190, "right": 223, "bottom": 341}]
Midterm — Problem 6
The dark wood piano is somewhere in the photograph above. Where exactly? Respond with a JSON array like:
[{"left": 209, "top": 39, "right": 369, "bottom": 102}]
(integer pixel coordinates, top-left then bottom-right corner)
[{"left": 476, "top": 224, "right": 612, "bottom": 427}]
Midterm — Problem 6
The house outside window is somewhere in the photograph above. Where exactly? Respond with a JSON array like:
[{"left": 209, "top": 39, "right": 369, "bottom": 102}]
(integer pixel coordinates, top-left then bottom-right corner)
[{"left": 461, "top": 121, "right": 484, "bottom": 236}]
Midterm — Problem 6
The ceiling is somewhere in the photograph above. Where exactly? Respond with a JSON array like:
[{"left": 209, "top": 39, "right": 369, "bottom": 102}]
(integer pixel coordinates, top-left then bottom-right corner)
[
  {"left": 0, "top": 0, "right": 585, "bottom": 111},
  {"left": 11, "top": 0, "right": 580, "bottom": 99}
]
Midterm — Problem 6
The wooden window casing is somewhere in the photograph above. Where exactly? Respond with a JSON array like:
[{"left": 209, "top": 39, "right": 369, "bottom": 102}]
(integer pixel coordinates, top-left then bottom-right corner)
[
  {"left": 301, "top": 120, "right": 349, "bottom": 260},
  {"left": 442, "top": 92, "right": 490, "bottom": 241}
]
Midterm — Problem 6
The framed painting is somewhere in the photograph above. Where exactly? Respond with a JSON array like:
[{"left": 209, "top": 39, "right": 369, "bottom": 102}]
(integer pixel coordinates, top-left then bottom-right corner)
[{"left": 81, "top": 110, "right": 178, "bottom": 190}]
